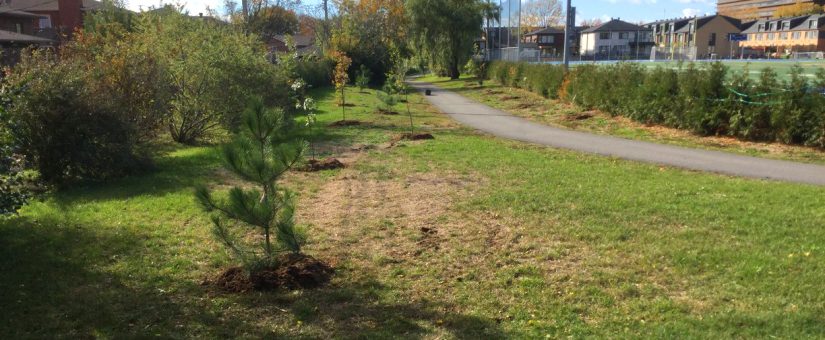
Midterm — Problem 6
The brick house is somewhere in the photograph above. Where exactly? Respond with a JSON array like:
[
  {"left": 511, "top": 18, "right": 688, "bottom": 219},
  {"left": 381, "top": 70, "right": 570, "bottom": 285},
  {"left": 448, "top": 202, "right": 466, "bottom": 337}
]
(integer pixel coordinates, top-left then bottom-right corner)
[{"left": 0, "top": 0, "right": 102, "bottom": 39}]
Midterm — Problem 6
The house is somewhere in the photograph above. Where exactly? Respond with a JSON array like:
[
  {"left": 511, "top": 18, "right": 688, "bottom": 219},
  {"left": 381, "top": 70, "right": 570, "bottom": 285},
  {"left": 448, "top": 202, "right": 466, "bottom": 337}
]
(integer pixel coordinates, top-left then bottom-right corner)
[
  {"left": 523, "top": 27, "right": 569, "bottom": 59},
  {"left": 718, "top": 0, "right": 825, "bottom": 20},
  {"left": 646, "top": 15, "right": 742, "bottom": 60},
  {"left": 740, "top": 14, "right": 825, "bottom": 57},
  {"left": 0, "top": 0, "right": 103, "bottom": 39},
  {"left": 579, "top": 19, "right": 653, "bottom": 59},
  {"left": 268, "top": 34, "right": 318, "bottom": 57}
]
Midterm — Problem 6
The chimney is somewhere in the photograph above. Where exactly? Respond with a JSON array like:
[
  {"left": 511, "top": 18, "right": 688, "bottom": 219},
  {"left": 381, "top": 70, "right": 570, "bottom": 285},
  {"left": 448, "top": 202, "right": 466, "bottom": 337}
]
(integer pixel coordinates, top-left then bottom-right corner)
[{"left": 57, "top": 0, "right": 83, "bottom": 38}]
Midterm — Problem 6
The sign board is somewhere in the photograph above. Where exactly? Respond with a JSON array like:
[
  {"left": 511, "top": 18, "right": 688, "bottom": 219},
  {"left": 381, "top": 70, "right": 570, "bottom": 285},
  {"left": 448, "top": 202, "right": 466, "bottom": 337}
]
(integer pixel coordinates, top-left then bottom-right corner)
[{"left": 728, "top": 33, "right": 748, "bottom": 42}]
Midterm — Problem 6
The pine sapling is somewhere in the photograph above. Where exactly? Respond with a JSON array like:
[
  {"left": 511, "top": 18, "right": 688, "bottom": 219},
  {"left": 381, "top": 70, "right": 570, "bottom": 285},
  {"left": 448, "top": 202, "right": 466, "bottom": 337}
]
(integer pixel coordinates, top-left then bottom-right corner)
[{"left": 195, "top": 98, "right": 306, "bottom": 271}]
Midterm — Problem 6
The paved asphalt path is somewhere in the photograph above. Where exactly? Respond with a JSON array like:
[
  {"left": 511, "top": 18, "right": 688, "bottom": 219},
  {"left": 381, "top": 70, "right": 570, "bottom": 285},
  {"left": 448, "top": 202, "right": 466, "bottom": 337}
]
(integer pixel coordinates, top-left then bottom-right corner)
[{"left": 410, "top": 81, "right": 825, "bottom": 186}]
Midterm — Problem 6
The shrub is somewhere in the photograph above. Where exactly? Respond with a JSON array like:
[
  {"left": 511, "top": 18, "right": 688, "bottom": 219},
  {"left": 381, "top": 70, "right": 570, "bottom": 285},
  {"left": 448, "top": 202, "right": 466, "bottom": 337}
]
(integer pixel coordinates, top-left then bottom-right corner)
[
  {"left": 195, "top": 99, "right": 306, "bottom": 271},
  {"left": 295, "top": 58, "right": 334, "bottom": 88},
  {"left": 4, "top": 54, "right": 148, "bottom": 186}
]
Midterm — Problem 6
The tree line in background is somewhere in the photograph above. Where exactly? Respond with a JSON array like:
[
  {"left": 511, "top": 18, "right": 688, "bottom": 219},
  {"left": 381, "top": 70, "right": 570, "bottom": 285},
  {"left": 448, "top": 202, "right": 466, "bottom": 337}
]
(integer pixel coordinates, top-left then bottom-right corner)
[{"left": 488, "top": 61, "right": 825, "bottom": 147}]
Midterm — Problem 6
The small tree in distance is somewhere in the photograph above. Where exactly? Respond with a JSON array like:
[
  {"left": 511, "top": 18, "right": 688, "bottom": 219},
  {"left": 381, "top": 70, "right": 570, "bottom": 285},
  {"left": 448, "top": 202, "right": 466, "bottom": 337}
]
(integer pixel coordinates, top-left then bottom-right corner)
[
  {"left": 331, "top": 50, "right": 352, "bottom": 121},
  {"left": 195, "top": 98, "right": 306, "bottom": 272},
  {"left": 355, "top": 65, "right": 371, "bottom": 93}
]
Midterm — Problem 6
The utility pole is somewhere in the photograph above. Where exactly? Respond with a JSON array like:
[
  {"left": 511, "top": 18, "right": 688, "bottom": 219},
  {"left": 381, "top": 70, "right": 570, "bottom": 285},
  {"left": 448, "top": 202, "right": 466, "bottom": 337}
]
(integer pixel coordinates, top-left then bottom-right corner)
[
  {"left": 563, "top": 0, "right": 572, "bottom": 71},
  {"left": 516, "top": 0, "right": 521, "bottom": 61}
]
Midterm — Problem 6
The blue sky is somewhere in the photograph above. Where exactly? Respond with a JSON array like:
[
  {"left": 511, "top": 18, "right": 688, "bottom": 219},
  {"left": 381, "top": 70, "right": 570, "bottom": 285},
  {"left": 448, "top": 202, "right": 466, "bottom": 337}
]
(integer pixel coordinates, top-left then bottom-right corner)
[{"left": 124, "top": 0, "right": 719, "bottom": 25}]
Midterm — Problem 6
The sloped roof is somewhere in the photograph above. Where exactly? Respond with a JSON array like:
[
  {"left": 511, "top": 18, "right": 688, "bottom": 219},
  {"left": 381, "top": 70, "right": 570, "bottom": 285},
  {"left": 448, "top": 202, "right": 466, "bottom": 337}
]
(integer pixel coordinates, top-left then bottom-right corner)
[
  {"left": 0, "top": 0, "right": 102, "bottom": 13},
  {"left": 582, "top": 19, "right": 650, "bottom": 33},
  {"left": 0, "top": 29, "right": 53, "bottom": 43},
  {"left": 0, "top": 8, "right": 46, "bottom": 18},
  {"left": 524, "top": 27, "right": 564, "bottom": 36},
  {"left": 741, "top": 14, "right": 824, "bottom": 33}
]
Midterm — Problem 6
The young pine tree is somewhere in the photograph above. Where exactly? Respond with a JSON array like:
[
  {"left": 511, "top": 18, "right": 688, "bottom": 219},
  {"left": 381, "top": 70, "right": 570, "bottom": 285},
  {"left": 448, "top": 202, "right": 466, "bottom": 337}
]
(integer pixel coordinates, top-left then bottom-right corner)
[{"left": 195, "top": 98, "right": 306, "bottom": 271}]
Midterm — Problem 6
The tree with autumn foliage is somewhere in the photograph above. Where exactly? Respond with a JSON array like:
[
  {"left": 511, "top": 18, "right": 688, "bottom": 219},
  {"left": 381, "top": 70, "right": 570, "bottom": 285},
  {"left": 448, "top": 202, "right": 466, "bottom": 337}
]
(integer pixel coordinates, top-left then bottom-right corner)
[
  {"left": 329, "top": 0, "right": 408, "bottom": 84},
  {"left": 331, "top": 50, "right": 352, "bottom": 121},
  {"left": 774, "top": 0, "right": 824, "bottom": 18}
]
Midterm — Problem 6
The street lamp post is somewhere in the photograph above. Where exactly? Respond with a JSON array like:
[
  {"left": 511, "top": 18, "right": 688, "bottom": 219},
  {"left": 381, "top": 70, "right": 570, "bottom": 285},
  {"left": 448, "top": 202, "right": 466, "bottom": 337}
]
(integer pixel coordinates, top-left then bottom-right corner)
[{"left": 563, "top": 0, "right": 572, "bottom": 71}]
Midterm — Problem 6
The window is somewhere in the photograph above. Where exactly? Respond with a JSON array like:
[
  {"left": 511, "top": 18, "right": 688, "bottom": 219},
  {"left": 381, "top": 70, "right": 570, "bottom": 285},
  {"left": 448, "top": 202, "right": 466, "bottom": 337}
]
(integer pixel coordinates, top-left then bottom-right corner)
[
  {"left": 618, "top": 32, "right": 628, "bottom": 39},
  {"left": 780, "top": 32, "right": 788, "bottom": 39},
  {"left": 807, "top": 31, "right": 817, "bottom": 39},
  {"left": 540, "top": 35, "right": 555, "bottom": 44},
  {"left": 758, "top": 24, "right": 764, "bottom": 32},
  {"left": 782, "top": 21, "right": 790, "bottom": 30},
  {"left": 769, "top": 22, "right": 776, "bottom": 31},
  {"left": 709, "top": 33, "right": 716, "bottom": 46},
  {"left": 599, "top": 32, "right": 610, "bottom": 40},
  {"left": 810, "top": 20, "right": 817, "bottom": 29},
  {"left": 793, "top": 32, "right": 801, "bottom": 39},
  {"left": 14, "top": 23, "right": 21, "bottom": 33},
  {"left": 39, "top": 17, "right": 51, "bottom": 28},
  {"left": 768, "top": 33, "right": 775, "bottom": 40},
  {"left": 756, "top": 33, "right": 762, "bottom": 41}
]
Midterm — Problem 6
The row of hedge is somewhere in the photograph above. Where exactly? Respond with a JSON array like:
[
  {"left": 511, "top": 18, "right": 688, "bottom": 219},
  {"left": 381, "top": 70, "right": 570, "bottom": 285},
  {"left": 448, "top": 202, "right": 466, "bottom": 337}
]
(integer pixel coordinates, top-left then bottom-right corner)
[{"left": 486, "top": 61, "right": 825, "bottom": 147}]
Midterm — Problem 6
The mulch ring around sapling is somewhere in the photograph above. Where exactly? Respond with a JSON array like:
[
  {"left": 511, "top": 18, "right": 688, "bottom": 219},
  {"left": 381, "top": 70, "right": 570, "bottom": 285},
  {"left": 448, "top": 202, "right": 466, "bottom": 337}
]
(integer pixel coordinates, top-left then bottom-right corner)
[
  {"left": 210, "top": 254, "right": 334, "bottom": 293},
  {"left": 329, "top": 120, "right": 361, "bottom": 127},
  {"left": 300, "top": 158, "right": 345, "bottom": 172},
  {"left": 376, "top": 109, "right": 400, "bottom": 115},
  {"left": 391, "top": 133, "right": 435, "bottom": 143}
]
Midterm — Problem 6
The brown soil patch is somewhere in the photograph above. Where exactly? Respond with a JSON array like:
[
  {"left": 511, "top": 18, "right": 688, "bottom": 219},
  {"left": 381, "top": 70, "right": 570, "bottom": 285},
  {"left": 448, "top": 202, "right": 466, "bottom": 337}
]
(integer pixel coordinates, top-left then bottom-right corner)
[
  {"left": 376, "top": 109, "right": 400, "bottom": 115},
  {"left": 500, "top": 95, "right": 521, "bottom": 101},
  {"left": 210, "top": 254, "right": 334, "bottom": 293},
  {"left": 390, "top": 132, "right": 435, "bottom": 145},
  {"left": 515, "top": 103, "right": 535, "bottom": 110},
  {"left": 300, "top": 158, "right": 346, "bottom": 172},
  {"left": 329, "top": 120, "right": 362, "bottom": 127},
  {"left": 337, "top": 103, "right": 356, "bottom": 107},
  {"left": 565, "top": 112, "right": 595, "bottom": 121},
  {"left": 484, "top": 89, "right": 503, "bottom": 95}
]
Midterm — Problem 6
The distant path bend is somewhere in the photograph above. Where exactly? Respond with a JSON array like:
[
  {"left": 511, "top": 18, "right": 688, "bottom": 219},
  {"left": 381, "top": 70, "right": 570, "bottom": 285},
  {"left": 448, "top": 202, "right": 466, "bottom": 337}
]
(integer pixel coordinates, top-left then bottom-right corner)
[{"left": 410, "top": 81, "right": 825, "bottom": 186}]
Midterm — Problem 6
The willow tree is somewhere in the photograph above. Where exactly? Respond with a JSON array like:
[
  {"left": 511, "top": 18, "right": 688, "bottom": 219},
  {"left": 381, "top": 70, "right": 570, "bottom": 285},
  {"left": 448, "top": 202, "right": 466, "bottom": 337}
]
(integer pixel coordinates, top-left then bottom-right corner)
[{"left": 407, "top": 0, "right": 496, "bottom": 79}]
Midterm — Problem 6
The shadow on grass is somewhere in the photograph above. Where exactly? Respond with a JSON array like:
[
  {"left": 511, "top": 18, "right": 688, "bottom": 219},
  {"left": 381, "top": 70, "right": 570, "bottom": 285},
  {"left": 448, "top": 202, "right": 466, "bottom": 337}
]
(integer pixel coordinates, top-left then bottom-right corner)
[
  {"left": 0, "top": 213, "right": 506, "bottom": 338},
  {"left": 0, "top": 215, "right": 276, "bottom": 338},
  {"left": 233, "top": 276, "right": 508, "bottom": 339}
]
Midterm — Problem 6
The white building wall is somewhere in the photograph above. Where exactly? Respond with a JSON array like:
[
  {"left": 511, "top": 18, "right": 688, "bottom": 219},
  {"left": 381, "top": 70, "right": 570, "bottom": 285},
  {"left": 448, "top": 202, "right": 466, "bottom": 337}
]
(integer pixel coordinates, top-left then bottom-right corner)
[{"left": 579, "top": 31, "right": 651, "bottom": 56}]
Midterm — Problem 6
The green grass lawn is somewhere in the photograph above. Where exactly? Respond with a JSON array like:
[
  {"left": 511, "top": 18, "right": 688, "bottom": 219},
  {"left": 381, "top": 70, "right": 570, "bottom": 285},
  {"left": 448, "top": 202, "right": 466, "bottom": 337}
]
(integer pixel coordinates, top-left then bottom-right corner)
[
  {"left": 418, "top": 74, "right": 825, "bottom": 164},
  {"left": 2, "top": 86, "right": 825, "bottom": 338}
]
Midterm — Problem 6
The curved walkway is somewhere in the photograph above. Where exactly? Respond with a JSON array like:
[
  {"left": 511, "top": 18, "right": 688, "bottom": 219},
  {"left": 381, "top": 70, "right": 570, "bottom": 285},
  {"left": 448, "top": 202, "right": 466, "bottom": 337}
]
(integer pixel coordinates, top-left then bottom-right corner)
[{"left": 410, "top": 81, "right": 825, "bottom": 186}]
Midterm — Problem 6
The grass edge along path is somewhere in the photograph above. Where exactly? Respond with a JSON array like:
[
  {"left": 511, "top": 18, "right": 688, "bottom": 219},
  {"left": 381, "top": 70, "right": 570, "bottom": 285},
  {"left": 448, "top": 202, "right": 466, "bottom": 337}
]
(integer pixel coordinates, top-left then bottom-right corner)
[{"left": 417, "top": 74, "right": 825, "bottom": 165}]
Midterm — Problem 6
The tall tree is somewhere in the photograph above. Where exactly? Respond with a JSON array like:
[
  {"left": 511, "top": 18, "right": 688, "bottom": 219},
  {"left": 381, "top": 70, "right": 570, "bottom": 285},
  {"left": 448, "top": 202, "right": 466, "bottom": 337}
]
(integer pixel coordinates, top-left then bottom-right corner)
[
  {"left": 521, "top": 0, "right": 562, "bottom": 29},
  {"left": 248, "top": 6, "right": 300, "bottom": 40},
  {"left": 408, "top": 0, "right": 495, "bottom": 79}
]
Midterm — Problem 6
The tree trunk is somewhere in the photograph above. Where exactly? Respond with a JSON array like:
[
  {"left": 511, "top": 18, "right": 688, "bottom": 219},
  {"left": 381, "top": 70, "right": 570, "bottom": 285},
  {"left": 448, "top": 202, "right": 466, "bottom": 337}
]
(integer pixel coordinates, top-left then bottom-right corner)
[{"left": 448, "top": 62, "right": 460, "bottom": 80}]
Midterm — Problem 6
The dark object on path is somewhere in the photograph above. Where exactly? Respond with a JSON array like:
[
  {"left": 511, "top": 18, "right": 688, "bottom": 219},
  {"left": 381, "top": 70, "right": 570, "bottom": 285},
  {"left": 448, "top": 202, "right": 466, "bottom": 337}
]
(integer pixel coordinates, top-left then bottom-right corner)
[
  {"left": 301, "top": 158, "right": 345, "bottom": 172},
  {"left": 211, "top": 254, "right": 334, "bottom": 292},
  {"left": 330, "top": 120, "right": 361, "bottom": 127},
  {"left": 425, "top": 89, "right": 432, "bottom": 96}
]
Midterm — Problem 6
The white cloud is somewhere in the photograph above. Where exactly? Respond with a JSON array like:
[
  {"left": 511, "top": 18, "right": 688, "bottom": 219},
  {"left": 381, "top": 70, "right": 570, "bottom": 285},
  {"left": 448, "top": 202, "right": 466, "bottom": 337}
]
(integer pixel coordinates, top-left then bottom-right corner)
[{"left": 682, "top": 8, "right": 702, "bottom": 16}]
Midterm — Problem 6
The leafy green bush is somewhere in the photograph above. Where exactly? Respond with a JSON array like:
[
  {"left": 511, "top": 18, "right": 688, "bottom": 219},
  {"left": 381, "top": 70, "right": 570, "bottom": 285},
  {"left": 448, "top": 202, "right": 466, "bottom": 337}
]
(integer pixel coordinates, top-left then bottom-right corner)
[
  {"left": 295, "top": 57, "right": 334, "bottom": 88},
  {"left": 4, "top": 54, "right": 149, "bottom": 186}
]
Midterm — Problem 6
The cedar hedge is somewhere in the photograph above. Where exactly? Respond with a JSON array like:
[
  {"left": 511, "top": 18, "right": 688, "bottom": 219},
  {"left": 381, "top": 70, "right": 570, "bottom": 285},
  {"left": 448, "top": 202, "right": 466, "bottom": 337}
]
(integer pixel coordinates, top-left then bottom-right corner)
[{"left": 486, "top": 61, "right": 825, "bottom": 147}]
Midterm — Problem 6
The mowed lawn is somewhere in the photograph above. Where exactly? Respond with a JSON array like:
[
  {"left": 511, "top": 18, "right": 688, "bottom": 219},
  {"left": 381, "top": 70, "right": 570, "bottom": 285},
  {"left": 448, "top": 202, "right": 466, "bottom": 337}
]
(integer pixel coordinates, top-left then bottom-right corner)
[{"left": 2, "top": 87, "right": 824, "bottom": 338}]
